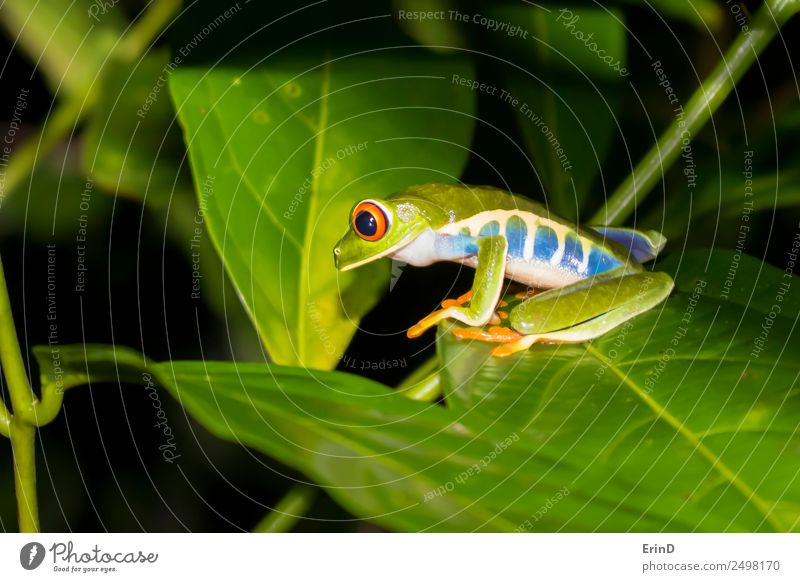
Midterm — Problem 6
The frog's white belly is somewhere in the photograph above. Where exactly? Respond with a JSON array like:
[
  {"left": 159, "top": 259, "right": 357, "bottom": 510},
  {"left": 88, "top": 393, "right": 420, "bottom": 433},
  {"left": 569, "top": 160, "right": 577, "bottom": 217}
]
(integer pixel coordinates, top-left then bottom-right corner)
[{"left": 457, "top": 256, "right": 584, "bottom": 289}]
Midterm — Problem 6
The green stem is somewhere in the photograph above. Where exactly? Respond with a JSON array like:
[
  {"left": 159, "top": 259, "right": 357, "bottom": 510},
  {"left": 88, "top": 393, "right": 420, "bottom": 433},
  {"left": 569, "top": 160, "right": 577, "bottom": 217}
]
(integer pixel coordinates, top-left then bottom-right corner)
[
  {"left": 0, "top": 256, "right": 35, "bottom": 423},
  {"left": 117, "top": 0, "right": 182, "bottom": 62},
  {"left": 9, "top": 421, "right": 38, "bottom": 532},
  {"left": 396, "top": 356, "right": 442, "bottom": 402},
  {"left": 0, "top": 255, "right": 40, "bottom": 531},
  {"left": 592, "top": 0, "right": 800, "bottom": 226},
  {"left": 0, "top": 96, "right": 86, "bottom": 199},
  {"left": 0, "top": 403, "right": 9, "bottom": 438},
  {"left": 253, "top": 485, "right": 317, "bottom": 533}
]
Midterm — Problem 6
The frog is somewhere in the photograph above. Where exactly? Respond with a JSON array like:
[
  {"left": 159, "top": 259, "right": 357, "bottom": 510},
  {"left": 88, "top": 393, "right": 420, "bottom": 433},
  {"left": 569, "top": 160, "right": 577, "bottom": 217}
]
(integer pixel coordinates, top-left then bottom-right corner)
[{"left": 333, "top": 183, "right": 674, "bottom": 357}]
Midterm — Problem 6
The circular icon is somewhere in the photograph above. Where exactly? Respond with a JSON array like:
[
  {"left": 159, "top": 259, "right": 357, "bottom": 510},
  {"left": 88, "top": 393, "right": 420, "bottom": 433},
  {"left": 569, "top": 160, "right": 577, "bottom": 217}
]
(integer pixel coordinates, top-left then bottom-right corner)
[{"left": 20, "top": 542, "right": 45, "bottom": 570}]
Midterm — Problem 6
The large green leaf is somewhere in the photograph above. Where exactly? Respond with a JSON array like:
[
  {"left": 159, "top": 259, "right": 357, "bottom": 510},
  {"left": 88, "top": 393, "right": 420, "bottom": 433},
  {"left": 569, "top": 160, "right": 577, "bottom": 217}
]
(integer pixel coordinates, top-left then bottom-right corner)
[
  {"left": 438, "top": 250, "right": 800, "bottom": 531},
  {"left": 34, "top": 344, "right": 679, "bottom": 532},
  {"left": 169, "top": 53, "right": 476, "bottom": 368}
]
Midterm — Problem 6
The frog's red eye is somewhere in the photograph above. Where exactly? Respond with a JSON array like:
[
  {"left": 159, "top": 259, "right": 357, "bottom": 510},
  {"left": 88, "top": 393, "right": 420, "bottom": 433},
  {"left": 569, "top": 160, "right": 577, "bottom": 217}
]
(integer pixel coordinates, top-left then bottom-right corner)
[{"left": 352, "top": 201, "right": 388, "bottom": 241}]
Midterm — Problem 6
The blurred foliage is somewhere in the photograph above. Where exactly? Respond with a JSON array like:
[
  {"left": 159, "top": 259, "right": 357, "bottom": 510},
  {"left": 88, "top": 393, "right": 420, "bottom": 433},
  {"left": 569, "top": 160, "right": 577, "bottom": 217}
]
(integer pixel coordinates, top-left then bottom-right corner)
[{"left": 1, "top": 0, "right": 800, "bottom": 532}]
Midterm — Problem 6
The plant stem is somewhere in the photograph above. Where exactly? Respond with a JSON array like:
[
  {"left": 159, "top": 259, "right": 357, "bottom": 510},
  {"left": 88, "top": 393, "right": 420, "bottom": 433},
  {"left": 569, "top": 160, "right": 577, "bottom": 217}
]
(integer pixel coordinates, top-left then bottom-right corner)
[
  {"left": 399, "top": 373, "right": 442, "bottom": 402},
  {"left": 0, "top": 403, "right": 9, "bottom": 438},
  {"left": 1, "top": 96, "right": 87, "bottom": 199},
  {"left": 0, "top": 255, "right": 40, "bottom": 531},
  {"left": 253, "top": 484, "right": 317, "bottom": 533},
  {"left": 592, "top": 0, "right": 800, "bottom": 226},
  {"left": 0, "top": 256, "right": 35, "bottom": 422},
  {"left": 396, "top": 356, "right": 442, "bottom": 402},
  {"left": 9, "top": 421, "right": 38, "bottom": 532},
  {"left": 117, "top": 0, "right": 181, "bottom": 62}
]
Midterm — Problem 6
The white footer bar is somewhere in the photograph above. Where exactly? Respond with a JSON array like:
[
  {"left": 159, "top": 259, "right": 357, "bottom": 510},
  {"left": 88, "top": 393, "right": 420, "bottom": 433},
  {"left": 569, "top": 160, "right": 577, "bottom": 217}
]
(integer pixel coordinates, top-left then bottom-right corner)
[{"left": 1, "top": 533, "right": 797, "bottom": 581}]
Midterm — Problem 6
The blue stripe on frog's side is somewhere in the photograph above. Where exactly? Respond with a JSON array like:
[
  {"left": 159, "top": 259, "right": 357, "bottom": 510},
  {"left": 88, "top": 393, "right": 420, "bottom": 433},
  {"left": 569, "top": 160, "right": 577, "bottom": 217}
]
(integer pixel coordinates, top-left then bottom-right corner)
[
  {"left": 505, "top": 215, "right": 527, "bottom": 258},
  {"left": 561, "top": 232, "right": 584, "bottom": 273},
  {"left": 533, "top": 226, "right": 559, "bottom": 262},
  {"left": 585, "top": 245, "right": 623, "bottom": 276},
  {"left": 433, "top": 232, "right": 479, "bottom": 259},
  {"left": 479, "top": 220, "right": 500, "bottom": 236},
  {"left": 431, "top": 209, "right": 626, "bottom": 284}
]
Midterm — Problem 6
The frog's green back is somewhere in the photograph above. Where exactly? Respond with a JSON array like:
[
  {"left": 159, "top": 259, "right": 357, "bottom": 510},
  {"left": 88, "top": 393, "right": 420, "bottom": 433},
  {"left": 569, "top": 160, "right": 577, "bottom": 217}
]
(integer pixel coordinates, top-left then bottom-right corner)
[
  {"left": 387, "top": 183, "right": 666, "bottom": 265},
  {"left": 388, "top": 183, "right": 550, "bottom": 224}
]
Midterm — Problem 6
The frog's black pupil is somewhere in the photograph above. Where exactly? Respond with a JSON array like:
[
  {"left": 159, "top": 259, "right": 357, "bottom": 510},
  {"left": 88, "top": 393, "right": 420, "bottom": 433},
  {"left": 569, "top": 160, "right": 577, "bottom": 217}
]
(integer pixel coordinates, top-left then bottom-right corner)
[{"left": 355, "top": 211, "right": 377, "bottom": 236}]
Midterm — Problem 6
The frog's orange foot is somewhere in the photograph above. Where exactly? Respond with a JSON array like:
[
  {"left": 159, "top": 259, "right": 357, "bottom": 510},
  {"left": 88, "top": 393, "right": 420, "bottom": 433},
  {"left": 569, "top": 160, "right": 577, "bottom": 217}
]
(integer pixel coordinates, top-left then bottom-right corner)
[
  {"left": 491, "top": 335, "right": 540, "bottom": 357},
  {"left": 407, "top": 307, "right": 457, "bottom": 338},
  {"left": 441, "top": 290, "right": 472, "bottom": 308},
  {"left": 452, "top": 326, "right": 523, "bottom": 343}
]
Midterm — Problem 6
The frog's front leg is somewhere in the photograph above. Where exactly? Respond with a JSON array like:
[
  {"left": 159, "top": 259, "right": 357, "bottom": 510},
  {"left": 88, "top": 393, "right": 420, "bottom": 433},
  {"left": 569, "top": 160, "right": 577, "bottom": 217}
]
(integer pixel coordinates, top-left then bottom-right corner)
[
  {"left": 492, "top": 268, "right": 674, "bottom": 356},
  {"left": 407, "top": 235, "right": 508, "bottom": 338}
]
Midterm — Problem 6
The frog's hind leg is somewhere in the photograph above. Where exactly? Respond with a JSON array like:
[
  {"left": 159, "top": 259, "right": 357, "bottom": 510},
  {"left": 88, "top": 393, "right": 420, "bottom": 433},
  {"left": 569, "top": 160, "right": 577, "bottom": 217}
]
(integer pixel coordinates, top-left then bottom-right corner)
[{"left": 491, "top": 269, "right": 674, "bottom": 357}]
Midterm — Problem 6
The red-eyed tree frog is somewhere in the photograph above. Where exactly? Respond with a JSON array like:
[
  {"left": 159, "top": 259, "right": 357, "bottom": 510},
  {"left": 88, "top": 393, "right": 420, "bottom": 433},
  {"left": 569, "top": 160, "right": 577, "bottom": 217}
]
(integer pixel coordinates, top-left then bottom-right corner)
[{"left": 333, "top": 184, "right": 673, "bottom": 357}]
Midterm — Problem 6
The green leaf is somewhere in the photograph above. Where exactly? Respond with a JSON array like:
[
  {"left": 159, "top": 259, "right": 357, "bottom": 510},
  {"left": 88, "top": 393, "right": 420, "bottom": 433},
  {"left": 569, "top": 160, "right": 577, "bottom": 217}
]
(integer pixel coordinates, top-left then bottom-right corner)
[
  {"left": 82, "top": 49, "right": 187, "bottom": 203},
  {"left": 169, "top": 53, "right": 476, "bottom": 368},
  {"left": 488, "top": 5, "right": 627, "bottom": 220},
  {"left": 35, "top": 343, "right": 681, "bottom": 532},
  {"left": 0, "top": 0, "right": 125, "bottom": 97},
  {"left": 659, "top": 249, "right": 800, "bottom": 319},
  {"left": 438, "top": 250, "right": 800, "bottom": 531}
]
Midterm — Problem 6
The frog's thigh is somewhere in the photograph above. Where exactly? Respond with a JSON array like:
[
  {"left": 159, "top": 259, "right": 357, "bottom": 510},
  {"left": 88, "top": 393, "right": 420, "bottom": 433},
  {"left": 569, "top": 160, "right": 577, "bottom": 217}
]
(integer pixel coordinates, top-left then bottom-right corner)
[{"left": 509, "top": 270, "right": 674, "bottom": 339}]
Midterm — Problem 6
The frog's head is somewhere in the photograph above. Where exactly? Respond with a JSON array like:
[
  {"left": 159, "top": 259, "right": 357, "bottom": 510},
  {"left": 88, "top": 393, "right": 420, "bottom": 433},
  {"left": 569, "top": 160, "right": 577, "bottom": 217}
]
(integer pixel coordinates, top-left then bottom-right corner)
[{"left": 334, "top": 198, "right": 440, "bottom": 271}]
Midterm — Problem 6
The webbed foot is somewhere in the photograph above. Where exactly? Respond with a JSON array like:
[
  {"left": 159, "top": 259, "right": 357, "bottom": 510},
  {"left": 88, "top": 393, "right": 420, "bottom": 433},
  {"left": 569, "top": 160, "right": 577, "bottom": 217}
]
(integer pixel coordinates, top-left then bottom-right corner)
[
  {"left": 407, "top": 306, "right": 460, "bottom": 338},
  {"left": 451, "top": 326, "right": 522, "bottom": 343}
]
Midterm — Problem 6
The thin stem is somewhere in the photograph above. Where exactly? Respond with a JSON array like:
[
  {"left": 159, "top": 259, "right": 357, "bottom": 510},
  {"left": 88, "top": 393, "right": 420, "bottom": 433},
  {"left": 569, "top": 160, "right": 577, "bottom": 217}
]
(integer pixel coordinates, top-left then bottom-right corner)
[
  {"left": 399, "top": 373, "right": 442, "bottom": 402},
  {"left": 396, "top": 356, "right": 443, "bottom": 402},
  {"left": 0, "top": 254, "right": 41, "bottom": 532},
  {"left": 117, "top": 0, "right": 181, "bottom": 62},
  {"left": 0, "top": 96, "right": 86, "bottom": 199},
  {"left": 253, "top": 484, "right": 317, "bottom": 533},
  {"left": 9, "top": 421, "right": 38, "bottom": 532},
  {"left": 0, "top": 398, "right": 10, "bottom": 438},
  {"left": 0, "top": 256, "right": 35, "bottom": 423},
  {"left": 592, "top": 0, "right": 800, "bottom": 226}
]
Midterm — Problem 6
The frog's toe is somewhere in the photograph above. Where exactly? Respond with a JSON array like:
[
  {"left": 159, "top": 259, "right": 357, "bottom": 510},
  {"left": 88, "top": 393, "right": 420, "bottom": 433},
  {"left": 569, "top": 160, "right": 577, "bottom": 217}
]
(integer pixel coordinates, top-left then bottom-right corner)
[
  {"left": 452, "top": 326, "right": 522, "bottom": 343},
  {"left": 491, "top": 335, "right": 539, "bottom": 357},
  {"left": 441, "top": 290, "right": 473, "bottom": 308},
  {"left": 407, "top": 307, "right": 457, "bottom": 338}
]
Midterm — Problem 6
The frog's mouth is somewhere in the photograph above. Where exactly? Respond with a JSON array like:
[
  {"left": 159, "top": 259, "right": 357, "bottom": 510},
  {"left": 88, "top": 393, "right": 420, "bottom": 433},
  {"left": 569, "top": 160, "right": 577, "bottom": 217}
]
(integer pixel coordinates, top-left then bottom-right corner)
[{"left": 334, "top": 230, "right": 429, "bottom": 272}]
